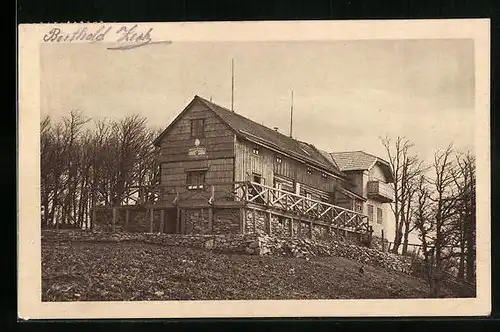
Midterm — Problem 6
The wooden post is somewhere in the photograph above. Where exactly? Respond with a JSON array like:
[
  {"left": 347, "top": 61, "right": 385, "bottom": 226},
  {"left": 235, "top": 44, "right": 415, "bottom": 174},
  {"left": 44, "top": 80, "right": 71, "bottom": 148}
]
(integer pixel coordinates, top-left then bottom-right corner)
[
  {"left": 381, "top": 229, "right": 385, "bottom": 251},
  {"left": 149, "top": 208, "right": 154, "bottom": 233},
  {"left": 267, "top": 211, "right": 272, "bottom": 236},
  {"left": 240, "top": 208, "right": 245, "bottom": 234},
  {"left": 180, "top": 208, "right": 186, "bottom": 234},
  {"left": 336, "top": 216, "right": 340, "bottom": 239},
  {"left": 252, "top": 208, "right": 256, "bottom": 234},
  {"left": 160, "top": 209, "right": 165, "bottom": 233},
  {"left": 176, "top": 207, "right": 180, "bottom": 234},
  {"left": 125, "top": 209, "right": 130, "bottom": 231},
  {"left": 289, "top": 218, "right": 293, "bottom": 237},
  {"left": 112, "top": 207, "right": 117, "bottom": 233},
  {"left": 208, "top": 207, "right": 213, "bottom": 233}
]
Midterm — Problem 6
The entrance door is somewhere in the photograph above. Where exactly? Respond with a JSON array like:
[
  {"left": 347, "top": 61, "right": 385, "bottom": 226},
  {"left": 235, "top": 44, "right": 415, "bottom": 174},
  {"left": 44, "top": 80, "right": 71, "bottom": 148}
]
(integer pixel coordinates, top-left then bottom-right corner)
[{"left": 164, "top": 208, "right": 178, "bottom": 234}]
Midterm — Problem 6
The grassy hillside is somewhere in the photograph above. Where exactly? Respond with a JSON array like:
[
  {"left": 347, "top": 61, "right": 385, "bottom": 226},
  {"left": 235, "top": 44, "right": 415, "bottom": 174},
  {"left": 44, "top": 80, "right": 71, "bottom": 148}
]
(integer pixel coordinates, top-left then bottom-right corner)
[{"left": 41, "top": 240, "right": 457, "bottom": 301}]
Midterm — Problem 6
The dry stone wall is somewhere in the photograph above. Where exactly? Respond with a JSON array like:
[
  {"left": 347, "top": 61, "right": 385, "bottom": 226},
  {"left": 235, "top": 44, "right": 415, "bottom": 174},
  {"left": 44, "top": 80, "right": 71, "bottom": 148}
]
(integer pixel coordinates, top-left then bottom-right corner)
[
  {"left": 212, "top": 208, "right": 240, "bottom": 234},
  {"left": 93, "top": 206, "right": 368, "bottom": 248},
  {"left": 184, "top": 208, "right": 211, "bottom": 234},
  {"left": 42, "top": 230, "right": 258, "bottom": 254},
  {"left": 42, "top": 229, "right": 414, "bottom": 275}
]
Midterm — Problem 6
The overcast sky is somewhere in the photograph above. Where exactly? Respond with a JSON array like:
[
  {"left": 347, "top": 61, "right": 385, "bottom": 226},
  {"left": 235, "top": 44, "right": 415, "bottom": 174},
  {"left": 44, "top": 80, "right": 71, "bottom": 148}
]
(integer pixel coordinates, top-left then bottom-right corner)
[{"left": 41, "top": 39, "right": 474, "bottom": 163}]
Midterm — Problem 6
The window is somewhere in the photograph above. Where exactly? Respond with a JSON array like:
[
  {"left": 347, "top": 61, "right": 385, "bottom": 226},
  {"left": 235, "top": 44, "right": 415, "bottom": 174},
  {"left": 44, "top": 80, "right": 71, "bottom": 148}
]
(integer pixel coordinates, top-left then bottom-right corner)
[
  {"left": 276, "top": 155, "right": 282, "bottom": 164},
  {"left": 367, "top": 204, "right": 374, "bottom": 223},
  {"left": 253, "top": 146, "right": 260, "bottom": 155},
  {"left": 190, "top": 119, "right": 205, "bottom": 138},
  {"left": 186, "top": 171, "right": 206, "bottom": 190},
  {"left": 252, "top": 173, "right": 262, "bottom": 184},
  {"left": 321, "top": 173, "right": 328, "bottom": 180},
  {"left": 307, "top": 168, "right": 313, "bottom": 175},
  {"left": 377, "top": 207, "right": 383, "bottom": 224},
  {"left": 355, "top": 201, "right": 363, "bottom": 213}
]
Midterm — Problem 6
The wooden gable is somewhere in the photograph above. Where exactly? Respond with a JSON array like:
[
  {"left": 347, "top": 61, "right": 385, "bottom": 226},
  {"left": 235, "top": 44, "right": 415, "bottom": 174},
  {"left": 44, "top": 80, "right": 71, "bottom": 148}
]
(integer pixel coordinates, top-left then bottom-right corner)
[{"left": 156, "top": 98, "right": 236, "bottom": 164}]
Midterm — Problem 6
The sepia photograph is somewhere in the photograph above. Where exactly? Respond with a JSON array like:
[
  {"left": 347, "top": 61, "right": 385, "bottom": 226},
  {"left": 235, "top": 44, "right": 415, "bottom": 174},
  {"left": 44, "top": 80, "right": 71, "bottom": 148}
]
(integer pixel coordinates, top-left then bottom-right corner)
[{"left": 18, "top": 20, "right": 490, "bottom": 318}]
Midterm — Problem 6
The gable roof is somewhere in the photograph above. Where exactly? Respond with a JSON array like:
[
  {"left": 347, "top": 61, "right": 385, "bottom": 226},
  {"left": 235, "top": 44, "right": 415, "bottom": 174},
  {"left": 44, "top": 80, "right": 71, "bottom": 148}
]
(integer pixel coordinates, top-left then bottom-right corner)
[
  {"left": 330, "top": 151, "right": 394, "bottom": 183},
  {"left": 197, "top": 96, "right": 345, "bottom": 178},
  {"left": 153, "top": 95, "right": 345, "bottom": 178}
]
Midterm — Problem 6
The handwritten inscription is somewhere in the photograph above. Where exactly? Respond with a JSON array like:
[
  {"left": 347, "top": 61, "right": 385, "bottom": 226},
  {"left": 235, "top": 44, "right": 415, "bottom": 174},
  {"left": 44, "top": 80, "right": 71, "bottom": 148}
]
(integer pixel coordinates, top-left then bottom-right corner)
[{"left": 42, "top": 24, "right": 169, "bottom": 50}]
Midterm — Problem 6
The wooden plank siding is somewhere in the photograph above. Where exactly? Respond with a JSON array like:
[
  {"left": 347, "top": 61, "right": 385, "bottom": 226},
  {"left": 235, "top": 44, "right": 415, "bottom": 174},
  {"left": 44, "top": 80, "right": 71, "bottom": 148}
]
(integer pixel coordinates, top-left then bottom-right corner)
[
  {"left": 234, "top": 138, "right": 340, "bottom": 203},
  {"left": 161, "top": 158, "right": 235, "bottom": 203},
  {"left": 234, "top": 140, "right": 274, "bottom": 184},
  {"left": 159, "top": 101, "right": 235, "bottom": 164},
  {"left": 157, "top": 100, "right": 236, "bottom": 204}
]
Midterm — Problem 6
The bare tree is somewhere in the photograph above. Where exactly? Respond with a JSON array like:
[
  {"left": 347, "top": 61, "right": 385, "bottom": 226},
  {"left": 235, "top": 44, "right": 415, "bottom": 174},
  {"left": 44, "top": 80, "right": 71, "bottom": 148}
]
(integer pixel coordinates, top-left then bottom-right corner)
[
  {"left": 40, "top": 112, "right": 161, "bottom": 229},
  {"left": 426, "top": 144, "right": 463, "bottom": 297},
  {"left": 412, "top": 174, "right": 435, "bottom": 287},
  {"left": 381, "top": 135, "right": 425, "bottom": 254},
  {"left": 452, "top": 151, "right": 476, "bottom": 282}
]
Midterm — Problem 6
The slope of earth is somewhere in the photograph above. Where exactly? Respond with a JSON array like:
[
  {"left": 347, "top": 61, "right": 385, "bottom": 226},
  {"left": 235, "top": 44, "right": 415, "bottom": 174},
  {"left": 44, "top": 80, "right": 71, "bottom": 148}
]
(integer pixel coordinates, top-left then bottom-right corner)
[{"left": 42, "top": 241, "right": 447, "bottom": 301}]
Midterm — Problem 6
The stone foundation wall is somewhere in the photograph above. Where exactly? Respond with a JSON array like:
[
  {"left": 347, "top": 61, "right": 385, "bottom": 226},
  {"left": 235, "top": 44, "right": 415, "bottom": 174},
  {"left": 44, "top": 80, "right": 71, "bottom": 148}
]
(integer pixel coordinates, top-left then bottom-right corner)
[
  {"left": 312, "top": 224, "right": 329, "bottom": 241},
  {"left": 93, "top": 207, "right": 165, "bottom": 233},
  {"left": 184, "top": 208, "right": 211, "bottom": 234},
  {"left": 212, "top": 208, "right": 240, "bottom": 234},
  {"left": 271, "top": 215, "right": 290, "bottom": 237},
  {"left": 92, "top": 206, "right": 368, "bottom": 248},
  {"left": 249, "top": 209, "right": 267, "bottom": 235},
  {"left": 299, "top": 222, "right": 310, "bottom": 238}
]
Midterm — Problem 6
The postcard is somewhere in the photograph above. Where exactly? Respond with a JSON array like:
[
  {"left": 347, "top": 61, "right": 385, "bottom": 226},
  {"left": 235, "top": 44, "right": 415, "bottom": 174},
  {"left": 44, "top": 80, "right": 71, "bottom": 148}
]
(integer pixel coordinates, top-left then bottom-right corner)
[{"left": 18, "top": 19, "right": 491, "bottom": 319}]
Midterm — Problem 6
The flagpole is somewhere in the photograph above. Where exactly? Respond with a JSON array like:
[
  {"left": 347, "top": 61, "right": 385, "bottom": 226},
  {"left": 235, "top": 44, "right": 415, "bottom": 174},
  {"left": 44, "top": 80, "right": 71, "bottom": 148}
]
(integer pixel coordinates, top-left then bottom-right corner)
[
  {"left": 231, "top": 58, "right": 235, "bottom": 112},
  {"left": 289, "top": 89, "right": 294, "bottom": 138}
]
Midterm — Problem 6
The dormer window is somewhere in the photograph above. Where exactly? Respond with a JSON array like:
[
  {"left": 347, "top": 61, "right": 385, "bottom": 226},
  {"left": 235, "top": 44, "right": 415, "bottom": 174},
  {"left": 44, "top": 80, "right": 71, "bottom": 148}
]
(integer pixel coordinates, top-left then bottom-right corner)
[
  {"left": 307, "top": 168, "right": 313, "bottom": 175},
  {"left": 276, "top": 156, "right": 282, "bottom": 164},
  {"left": 322, "top": 173, "right": 328, "bottom": 180},
  {"left": 253, "top": 146, "right": 260, "bottom": 155}
]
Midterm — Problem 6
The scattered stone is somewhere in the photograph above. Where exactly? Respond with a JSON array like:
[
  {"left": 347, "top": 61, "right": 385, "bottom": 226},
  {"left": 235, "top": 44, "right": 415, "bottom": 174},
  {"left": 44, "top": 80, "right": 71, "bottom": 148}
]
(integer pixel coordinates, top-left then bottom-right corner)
[{"left": 204, "top": 239, "right": 215, "bottom": 250}]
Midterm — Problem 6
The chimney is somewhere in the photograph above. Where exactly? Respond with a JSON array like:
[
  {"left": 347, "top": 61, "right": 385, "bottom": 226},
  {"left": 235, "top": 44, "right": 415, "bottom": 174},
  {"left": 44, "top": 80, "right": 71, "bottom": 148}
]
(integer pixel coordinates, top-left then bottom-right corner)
[{"left": 273, "top": 127, "right": 279, "bottom": 132}]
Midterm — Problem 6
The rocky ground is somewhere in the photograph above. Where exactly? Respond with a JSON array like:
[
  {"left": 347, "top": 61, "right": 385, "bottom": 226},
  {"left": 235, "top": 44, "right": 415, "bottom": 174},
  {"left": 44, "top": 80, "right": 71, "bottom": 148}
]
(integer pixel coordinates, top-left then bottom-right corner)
[{"left": 41, "top": 240, "right": 455, "bottom": 301}]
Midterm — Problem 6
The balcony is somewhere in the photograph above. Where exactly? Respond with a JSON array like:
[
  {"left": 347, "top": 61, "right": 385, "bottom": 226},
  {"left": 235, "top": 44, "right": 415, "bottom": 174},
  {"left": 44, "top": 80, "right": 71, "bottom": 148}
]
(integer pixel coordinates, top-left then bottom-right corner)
[{"left": 367, "top": 181, "right": 393, "bottom": 203}]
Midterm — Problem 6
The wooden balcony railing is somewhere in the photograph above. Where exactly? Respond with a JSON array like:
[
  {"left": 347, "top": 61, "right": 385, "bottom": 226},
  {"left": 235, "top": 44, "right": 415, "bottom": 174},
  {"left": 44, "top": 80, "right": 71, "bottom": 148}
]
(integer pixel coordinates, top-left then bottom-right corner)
[
  {"left": 228, "top": 181, "right": 370, "bottom": 233},
  {"left": 367, "top": 180, "right": 394, "bottom": 203},
  {"left": 112, "top": 181, "right": 370, "bottom": 234}
]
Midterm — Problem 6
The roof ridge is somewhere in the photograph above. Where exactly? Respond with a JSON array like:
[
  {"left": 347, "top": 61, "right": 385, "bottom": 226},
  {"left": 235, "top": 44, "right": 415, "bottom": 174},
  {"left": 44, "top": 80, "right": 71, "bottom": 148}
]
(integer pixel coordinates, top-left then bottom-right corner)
[
  {"left": 331, "top": 150, "right": 364, "bottom": 155},
  {"left": 197, "top": 95, "right": 291, "bottom": 137}
]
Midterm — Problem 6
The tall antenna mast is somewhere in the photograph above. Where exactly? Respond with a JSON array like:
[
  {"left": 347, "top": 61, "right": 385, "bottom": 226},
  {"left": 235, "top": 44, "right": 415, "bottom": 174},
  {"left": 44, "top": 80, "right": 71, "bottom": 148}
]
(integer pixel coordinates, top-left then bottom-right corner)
[
  {"left": 289, "top": 89, "right": 294, "bottom": 138},
  {"left": 231, "top": 58, "right": 235, "bottom": 112}
]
